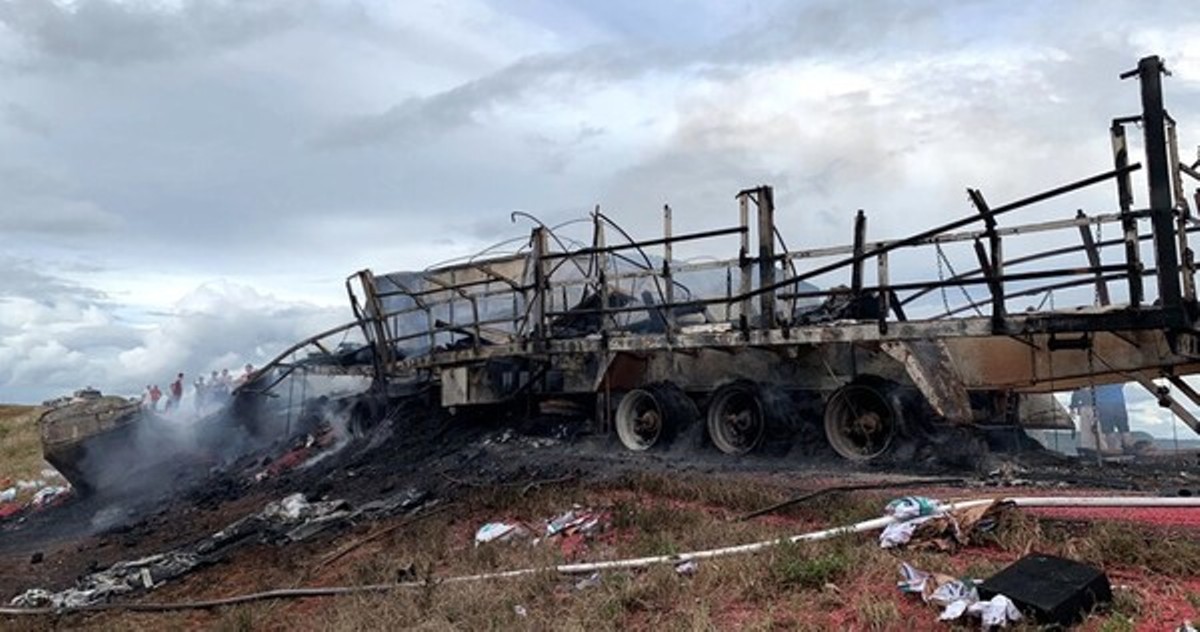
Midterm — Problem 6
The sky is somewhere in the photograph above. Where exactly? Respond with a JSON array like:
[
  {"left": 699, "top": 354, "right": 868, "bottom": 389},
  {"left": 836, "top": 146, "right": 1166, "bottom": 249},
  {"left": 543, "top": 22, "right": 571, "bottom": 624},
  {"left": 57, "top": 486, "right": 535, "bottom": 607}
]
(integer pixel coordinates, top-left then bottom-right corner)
[{"left": 2, "top": 0, "right": 1200, "bottom": 435}]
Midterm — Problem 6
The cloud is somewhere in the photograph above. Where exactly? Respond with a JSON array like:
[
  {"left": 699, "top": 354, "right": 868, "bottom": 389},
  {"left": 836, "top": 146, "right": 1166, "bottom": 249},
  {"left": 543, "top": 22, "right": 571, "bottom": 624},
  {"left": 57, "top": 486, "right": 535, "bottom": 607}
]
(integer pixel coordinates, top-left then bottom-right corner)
[
  {"left": 1, "top": 0, "right": 1199, "bottom": 439},
  {"left": 2, "top": 101, "right": 51, "bottom": 136},
  {"left": 0, "top": 256, "right": 108, "bottom": 305},
  {"left": 0, "top": 273, "right": 349, "bottom": 404},
  {"left": 307, "top": 39, "right": 725, "bottom": 150},
  {"left": 0, "top": 0, "right": 302, "bottom": 68},
  {"left": 0, "top": 165, "right": 122, "bottom": 235}
]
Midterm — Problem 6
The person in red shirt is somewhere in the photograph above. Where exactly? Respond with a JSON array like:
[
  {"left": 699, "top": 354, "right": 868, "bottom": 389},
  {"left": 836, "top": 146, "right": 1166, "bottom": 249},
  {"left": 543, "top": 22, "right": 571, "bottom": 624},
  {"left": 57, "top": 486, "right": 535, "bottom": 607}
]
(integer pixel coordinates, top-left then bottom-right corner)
[
  {"left": 166, "top": 373, "right": 183, "bottom": 412},
  {"left": 149, "top": 384, "right": 162, "bottom": 411}
]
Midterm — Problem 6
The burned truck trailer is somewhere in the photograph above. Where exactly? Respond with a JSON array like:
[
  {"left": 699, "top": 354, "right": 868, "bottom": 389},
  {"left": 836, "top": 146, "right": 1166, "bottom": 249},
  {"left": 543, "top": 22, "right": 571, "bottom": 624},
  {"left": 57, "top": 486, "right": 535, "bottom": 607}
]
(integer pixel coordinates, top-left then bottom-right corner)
[{"left": 250, "top": 56, "right": 1200, "bottom": 462}]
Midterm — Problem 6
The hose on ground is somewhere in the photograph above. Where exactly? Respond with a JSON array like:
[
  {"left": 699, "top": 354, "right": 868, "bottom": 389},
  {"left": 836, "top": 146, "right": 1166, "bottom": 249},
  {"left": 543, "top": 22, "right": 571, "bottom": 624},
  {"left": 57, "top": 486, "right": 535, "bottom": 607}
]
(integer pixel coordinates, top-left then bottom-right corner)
[{"left": 3, "top": 495, "right": 1198, "bottom": 616}]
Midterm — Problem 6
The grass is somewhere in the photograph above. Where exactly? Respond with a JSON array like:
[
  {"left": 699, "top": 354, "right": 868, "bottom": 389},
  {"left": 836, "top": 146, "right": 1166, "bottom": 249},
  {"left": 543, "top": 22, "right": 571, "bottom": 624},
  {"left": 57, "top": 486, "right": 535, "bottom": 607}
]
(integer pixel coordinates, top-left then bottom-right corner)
[
  {"left": 769, "top": 540, "right": 854, "bottom": 590},
  {"left": 30, "top": 471, "right": 1200, "bottom": 630},
  {"left": 855, "top": 595, "right": 903, "bottom": 631},
  {"left": 0, "top": 405, "right": 49, "bottom": 490},
  {"left": 986, "top": 509, "right": 1200, "bottom": 577}
]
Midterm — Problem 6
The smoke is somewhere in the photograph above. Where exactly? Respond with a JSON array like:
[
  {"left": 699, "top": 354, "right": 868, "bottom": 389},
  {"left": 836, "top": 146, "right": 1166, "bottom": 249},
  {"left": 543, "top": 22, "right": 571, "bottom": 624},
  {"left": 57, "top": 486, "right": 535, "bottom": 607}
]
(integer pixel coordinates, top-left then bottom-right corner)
[{"left": 73, "top": 371, "right": 373, "bottom": 532}]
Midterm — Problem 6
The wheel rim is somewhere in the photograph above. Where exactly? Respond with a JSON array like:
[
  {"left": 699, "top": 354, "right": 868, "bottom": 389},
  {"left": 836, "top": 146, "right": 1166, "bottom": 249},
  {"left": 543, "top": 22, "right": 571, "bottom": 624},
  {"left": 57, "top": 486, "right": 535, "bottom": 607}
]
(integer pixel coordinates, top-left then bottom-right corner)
[
  {"left": 707, "top": 386, "right": 764, "bottom": 455},
  {"left": 616, "top": 389, "right": 664, "bottom": 451},
  {"left": 824, "top": 384, "right": 895, "bottom": 461}
]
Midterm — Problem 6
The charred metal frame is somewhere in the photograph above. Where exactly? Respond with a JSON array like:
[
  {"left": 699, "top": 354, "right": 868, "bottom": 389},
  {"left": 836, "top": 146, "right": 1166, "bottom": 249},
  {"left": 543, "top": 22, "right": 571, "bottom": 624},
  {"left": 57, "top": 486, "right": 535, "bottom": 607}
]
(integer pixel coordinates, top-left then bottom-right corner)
[{"left": 246, "top": 56, "right": 1200, "bottom": 437}]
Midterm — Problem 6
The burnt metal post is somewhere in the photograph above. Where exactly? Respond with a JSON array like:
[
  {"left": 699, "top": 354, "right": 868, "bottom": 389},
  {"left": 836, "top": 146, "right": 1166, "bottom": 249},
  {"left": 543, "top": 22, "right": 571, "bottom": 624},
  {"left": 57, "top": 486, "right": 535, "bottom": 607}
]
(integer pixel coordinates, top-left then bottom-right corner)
[
  {"left": 1076, "top": 210, "right": 1111, "bottom": 305},
  {"left": 968, "top": 188, "right": 1005, "bottom": 329},
  {"left": 1111, "top": 121, "right": 1144, "bottom": 306},
  {"left": 757, "top": 186, "right": 777, "bottom": 329},
  {"left": 593, "top": 209, "right": 608, "bottom": 337},
  {"left": 355, "top": 269, "right": 395, "bottom": 389},
  {"left": 1129, "top": 56, "right": 1183, "bottom": 317},
  {"left": 851, "top": 209, "right": 866, "bottom": 294},
  {"left": 877, "top": 250, "right": 889, "bottom": 333},
  {"left": 529, "top": 227, "right": 549, "bottom": 346},
  {"left": 663, "top": 204, "right": 675, "bottom": 335},
  {"left": 738, "top": 192, "right": 752, "bottom": 326},
  {"left": 1167, "top": 118, "right": 1196, "bottom": 300}
]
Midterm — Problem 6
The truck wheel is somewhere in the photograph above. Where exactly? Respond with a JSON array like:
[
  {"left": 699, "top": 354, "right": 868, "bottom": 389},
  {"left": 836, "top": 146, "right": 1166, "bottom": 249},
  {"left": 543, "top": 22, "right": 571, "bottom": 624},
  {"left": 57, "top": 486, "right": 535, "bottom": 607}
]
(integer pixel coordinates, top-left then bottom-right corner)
[
  {"left": 823, "top": 383, "right": 897, "bottom": 461},
  {"left": 706, "top": 382, "right": 766, "bottom": 455},
  {"left": 615, "top": 383, "right": 693, "bottom": 451}
]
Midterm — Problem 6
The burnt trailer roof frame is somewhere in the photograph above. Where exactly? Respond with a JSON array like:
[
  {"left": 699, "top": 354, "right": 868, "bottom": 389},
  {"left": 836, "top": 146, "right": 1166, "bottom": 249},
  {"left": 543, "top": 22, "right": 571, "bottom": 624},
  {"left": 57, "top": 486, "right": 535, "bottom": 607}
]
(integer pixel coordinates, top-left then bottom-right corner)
[{"left": 245, "top": 55, "right": 1200, "bottom": 441}]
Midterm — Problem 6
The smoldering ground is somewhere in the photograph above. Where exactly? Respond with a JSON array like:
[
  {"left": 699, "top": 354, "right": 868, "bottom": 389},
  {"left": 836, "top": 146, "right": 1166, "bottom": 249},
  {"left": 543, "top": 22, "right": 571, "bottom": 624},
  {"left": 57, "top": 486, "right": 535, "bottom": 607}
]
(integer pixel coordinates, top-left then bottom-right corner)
[{"left": 0, "top": 372, "right": 374, "bottom": 547}]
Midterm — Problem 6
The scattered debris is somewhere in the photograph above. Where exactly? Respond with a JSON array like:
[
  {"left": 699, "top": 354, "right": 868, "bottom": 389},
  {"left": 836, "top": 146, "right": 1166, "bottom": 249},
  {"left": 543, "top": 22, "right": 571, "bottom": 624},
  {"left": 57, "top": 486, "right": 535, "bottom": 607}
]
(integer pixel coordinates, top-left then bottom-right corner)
[
  {"left": 545, "top": 506, "right": 605, "bottom": 538},
  {"left": 475, "top": 522, "right": 529, "bottom": 546},
  {"left": 574, "top": 573, "right": 602, "bottom": 590},
  {"left": 513, "top": 604, "right": 528, "bottom": 618},
  {"left": 979, "top": 554, "right": 1112, "bottom": 627},
  {"left": 898, "top": 563, "right": 1021, "bottom": 628},
  {"left": 11, "top": 552, "right": 199, "bottom": 609},
  {"left": 9, "top": 489, "right": 430, "bottom": 610},
  {"left": 884, "top": 496, "right": 939, "bottom": 520},
  {"left": 967, "top": 594, "right": 1023, "bottom": 628},
  {"left": 30, "top": 485, "right": 71, "bottom": 508},
  {"left": 880, "top": 498, "right": 1010, "bottom": 551},
  {"left": 674, "top": 560, "right": 698, "bottom": 576},
  {"left": 0, "top": 488, "right": 15, "bottom": 503}
]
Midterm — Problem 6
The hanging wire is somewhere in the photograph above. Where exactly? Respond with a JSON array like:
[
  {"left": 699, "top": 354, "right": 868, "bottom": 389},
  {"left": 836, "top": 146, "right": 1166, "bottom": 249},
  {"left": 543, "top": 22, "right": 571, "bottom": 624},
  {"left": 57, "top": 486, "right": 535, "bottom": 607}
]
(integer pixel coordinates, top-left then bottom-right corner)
[{"left": 935, "top": 243, "right": 983, "bottom": 316}]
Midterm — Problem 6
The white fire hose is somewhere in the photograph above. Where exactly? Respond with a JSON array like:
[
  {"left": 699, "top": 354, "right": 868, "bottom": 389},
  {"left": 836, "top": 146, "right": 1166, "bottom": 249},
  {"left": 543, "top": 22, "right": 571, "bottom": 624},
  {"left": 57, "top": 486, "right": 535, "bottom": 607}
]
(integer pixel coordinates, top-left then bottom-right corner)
[{"left": 2, "top": 495, "right": 1197, "bottom": 615}]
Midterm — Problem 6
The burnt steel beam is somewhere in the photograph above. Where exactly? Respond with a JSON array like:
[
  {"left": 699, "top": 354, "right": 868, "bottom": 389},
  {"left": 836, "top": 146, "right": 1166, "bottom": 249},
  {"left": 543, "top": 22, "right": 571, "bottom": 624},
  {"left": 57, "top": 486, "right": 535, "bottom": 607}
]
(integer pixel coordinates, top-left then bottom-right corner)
[
  {"left": 969, "top": 188, "right": 1005, "bottom": 328},
  {"left": 1111, "top": 120, "right": 1145, "bottom": 306},
  {"left": 740, "top": 164, "right": 1142, "bottom": 304},
  {"left": 1181, "top": 162, "right": 1200, "bottom": 182},
  {"left": 237, "top": 319, "right": 364, "bottom": 395},
  {"left": 775, "top": 264, "right": 1132, "bottom": 301},
  {"left": 539, "top": 225, "right": 747, "bottom": 261},
  {"left": 1076, "top": 210, "right": 1111, "bottom": 305},
  {"left": 901, "top": 222, "right": 1199, "bottom": 307},
  {"left": 1128, "top": 56, "right": 1183, "bottom": 316},
  {"left": 851, "top": 210, "right": 866, "bottom": 293},
  {"left": 551, "top": 263, "right": 1133, "bottom": 320},
  {"left": 789, "top": 209, "right": 1145, "bottom": 263},
  {"left": 1129, "top": 372, "right": 1200, "bottom": 434},
  {"left": 936, "top": 270, "right": 1147, "bottom": 319},
  {"left": 756, "top": 187, "right": 778, "bottom": 328}
]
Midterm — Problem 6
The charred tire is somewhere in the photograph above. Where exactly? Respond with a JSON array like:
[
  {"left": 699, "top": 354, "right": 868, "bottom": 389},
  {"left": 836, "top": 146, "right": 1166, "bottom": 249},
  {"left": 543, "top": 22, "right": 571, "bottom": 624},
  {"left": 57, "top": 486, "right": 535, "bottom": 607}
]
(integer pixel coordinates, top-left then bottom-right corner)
[
  {"left": 706, "top": 382, "right": 766, "bottom": 455},
  {"left": 614, "top": 383, "right": 694, "bottom": 451},
  {"left": 823, "top": 383, "right": 898, "bottom": 461},
  {"left": 348, "top": 397, "right": 383, "bottom": 439}
]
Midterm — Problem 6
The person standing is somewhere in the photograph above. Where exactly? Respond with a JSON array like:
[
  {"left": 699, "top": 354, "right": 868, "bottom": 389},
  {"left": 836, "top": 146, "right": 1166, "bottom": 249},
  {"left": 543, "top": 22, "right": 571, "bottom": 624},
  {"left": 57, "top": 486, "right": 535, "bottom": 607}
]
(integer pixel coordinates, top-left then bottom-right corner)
[
  {"left": 1094, "top": 383, "right": 1132, "bottom": 453},
  {"left": 150, "top": 384, "right": 162, "bottom": 411},
  {"left": 194, "top": 375, "right": 207, "bottom": 413},
  {"left": 219, "top": 368, "right": 233, "bottom": 395},
  {"left": 1070, "top": 383, "right": 1132, "bottom": 455},
  {"left": 167, "top": 373, "right": 184, "bottom": 412},
  {"left": 1069, "top": 386, "right": 1104, "bottom": 454}
]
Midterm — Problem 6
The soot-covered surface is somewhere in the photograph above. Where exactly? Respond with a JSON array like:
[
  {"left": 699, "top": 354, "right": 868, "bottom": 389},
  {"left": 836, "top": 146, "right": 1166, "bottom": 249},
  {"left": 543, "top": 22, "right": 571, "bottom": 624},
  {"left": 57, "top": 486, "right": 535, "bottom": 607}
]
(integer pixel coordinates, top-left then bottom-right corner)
[{"left": 1, "top": 396, "right": 1195, "bottom": 604}]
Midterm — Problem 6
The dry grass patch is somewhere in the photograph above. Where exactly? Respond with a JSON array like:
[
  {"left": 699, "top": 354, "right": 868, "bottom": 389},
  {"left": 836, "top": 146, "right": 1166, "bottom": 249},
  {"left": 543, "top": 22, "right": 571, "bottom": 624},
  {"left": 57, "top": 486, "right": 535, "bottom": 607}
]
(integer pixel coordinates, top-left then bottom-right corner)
[
  {"left": 985, "top": 510, "right": 1200, "bottom": 577},
  {"left": 0, "top": 405, "right": 49, "bottom": 487}
]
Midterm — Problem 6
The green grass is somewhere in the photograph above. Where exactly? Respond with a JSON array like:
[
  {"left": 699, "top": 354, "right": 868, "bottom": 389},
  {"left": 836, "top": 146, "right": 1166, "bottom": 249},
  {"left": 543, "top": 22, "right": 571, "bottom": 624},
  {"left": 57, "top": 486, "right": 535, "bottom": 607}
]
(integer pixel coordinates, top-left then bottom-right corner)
[{"left": 769, "top": 540, "right": 854, "bottom": 590}]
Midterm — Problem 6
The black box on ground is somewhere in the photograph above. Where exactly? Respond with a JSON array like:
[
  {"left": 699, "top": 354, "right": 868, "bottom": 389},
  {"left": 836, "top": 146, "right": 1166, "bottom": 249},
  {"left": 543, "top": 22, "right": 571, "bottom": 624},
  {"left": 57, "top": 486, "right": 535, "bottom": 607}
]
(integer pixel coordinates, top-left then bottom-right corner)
[{"left": 978, "top": 553, "right": 1112, "bottom": 627}]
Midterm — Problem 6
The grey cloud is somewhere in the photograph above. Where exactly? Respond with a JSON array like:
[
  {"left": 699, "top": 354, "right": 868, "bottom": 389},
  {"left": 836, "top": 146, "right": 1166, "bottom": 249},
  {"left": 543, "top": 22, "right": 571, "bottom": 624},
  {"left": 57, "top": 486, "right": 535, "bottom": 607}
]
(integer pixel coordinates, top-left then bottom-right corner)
[
  {"left": 0, "top": 0, "right": 303, "bottom": 68},
  {"left": 2, "top": 101, "right": 51, "bottom": 136},
  {"left": 524, "top": 124, "right": 606, "bottom": 173},
  {"left": 0, "top": 257, "right": 108, "bottom": 305},
  {"left": 0, "top": 166, "right": 121, "bottom": 235},
  {"left": 311, "top": 46, "right": 671, "bottom": 149}
]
